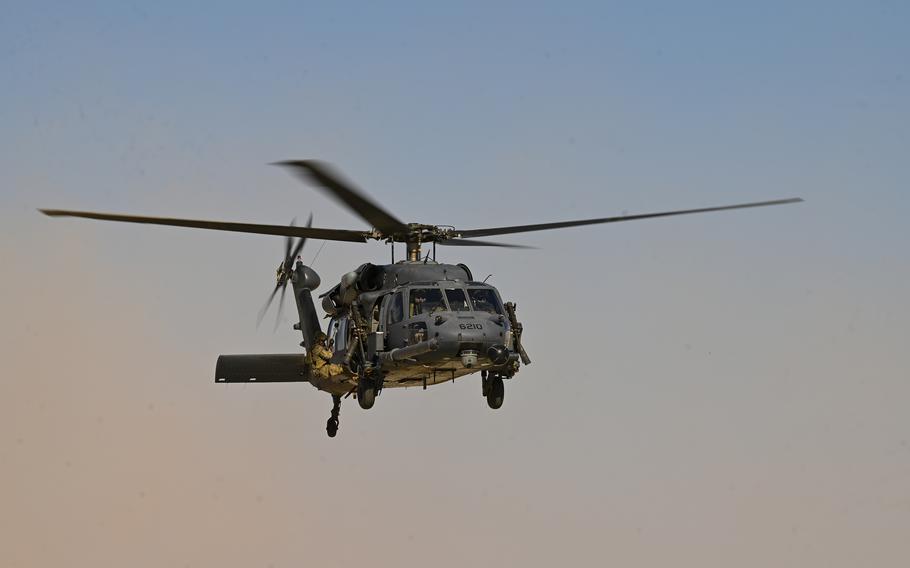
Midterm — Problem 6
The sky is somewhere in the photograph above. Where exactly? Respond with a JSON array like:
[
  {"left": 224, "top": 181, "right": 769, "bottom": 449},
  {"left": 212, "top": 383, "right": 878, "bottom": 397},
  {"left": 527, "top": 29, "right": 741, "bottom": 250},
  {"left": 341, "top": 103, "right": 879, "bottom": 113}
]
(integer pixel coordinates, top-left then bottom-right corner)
[{"left": 1, "top": 1, "right": 909, "bottom": 566}]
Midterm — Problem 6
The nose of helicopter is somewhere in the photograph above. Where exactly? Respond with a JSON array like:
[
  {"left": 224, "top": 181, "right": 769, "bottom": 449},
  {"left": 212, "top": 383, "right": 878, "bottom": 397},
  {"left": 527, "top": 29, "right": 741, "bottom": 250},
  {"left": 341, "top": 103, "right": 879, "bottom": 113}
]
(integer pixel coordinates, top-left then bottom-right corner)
[{"left": 431, "top": 311, "right": 509, "bottom": 364}]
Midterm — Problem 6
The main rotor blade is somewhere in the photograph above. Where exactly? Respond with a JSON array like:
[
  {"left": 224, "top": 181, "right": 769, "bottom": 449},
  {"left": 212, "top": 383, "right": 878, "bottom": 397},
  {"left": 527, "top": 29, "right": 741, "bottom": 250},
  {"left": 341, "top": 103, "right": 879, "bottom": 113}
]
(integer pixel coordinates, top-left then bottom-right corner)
[
  {"left": 273, "top": 160, "right": 408, "bottom": 236},
  {"left": 437, "top": 238, "right": 535, "bottom": 249},
  {"left": 456, "top": 198, "right": 804, "bottom": 238},
  {"left": 40, "top": 209, "right": 369, "bottom": 243}
]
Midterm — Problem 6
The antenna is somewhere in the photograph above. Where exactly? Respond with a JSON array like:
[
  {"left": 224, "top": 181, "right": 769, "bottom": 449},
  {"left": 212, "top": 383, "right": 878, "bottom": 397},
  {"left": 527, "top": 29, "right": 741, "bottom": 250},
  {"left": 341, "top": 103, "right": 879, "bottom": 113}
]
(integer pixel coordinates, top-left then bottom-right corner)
[{"left": 310, "top": 241, "right": 328, "bottom": 267}]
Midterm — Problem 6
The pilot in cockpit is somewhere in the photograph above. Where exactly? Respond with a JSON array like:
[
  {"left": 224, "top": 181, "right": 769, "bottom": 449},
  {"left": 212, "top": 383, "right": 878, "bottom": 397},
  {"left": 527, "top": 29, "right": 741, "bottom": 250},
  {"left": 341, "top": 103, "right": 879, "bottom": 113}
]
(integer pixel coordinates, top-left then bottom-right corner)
[
  {"left": 468, "top": 288, "right": 502, "bottom": 314},
  {"left": 410, "top": 289, "right": 445, "bottom": 316}
]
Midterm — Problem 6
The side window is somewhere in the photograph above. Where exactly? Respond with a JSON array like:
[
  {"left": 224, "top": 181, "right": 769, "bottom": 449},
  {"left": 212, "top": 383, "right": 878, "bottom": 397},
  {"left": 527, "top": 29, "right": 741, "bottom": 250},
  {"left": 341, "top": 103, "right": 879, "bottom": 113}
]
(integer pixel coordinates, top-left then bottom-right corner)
[
  {"left": 326, "top": 318, "right": 340, "bottom": 348},
  {"left": 334, "top": 318, "right": 348, "bottom": 353},
  {"left": 371, "top": 302, "right": 381, "bottom": 331},
  {"left": 387, "top": 292, "right": 404, "bottom": 325}
]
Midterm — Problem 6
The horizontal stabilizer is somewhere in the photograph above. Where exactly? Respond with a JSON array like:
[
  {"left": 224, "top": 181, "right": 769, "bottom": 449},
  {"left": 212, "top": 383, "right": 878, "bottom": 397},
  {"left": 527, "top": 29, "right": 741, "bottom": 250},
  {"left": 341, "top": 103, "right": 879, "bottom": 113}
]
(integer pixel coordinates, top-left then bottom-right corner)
[{"left": 215, "top": 354, "right": 309, "bottom": 383}]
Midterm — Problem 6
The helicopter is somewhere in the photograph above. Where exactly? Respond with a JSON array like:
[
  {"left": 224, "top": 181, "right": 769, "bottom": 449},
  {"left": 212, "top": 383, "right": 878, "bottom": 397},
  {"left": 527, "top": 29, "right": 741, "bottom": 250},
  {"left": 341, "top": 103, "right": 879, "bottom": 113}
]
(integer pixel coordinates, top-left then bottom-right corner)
[{"left": 41, "top": 160, "right": 802, "bottom": 437}]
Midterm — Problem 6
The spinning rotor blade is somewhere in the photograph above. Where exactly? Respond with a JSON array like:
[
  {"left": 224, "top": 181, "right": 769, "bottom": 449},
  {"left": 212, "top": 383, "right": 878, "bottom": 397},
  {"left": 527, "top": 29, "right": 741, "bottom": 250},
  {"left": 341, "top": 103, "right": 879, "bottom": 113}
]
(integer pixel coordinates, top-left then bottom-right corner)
[
  {"left": 283, "top": 219, "right": 295, "bottom": 263},
  {"left": 257, "top": 283, "right": 282, "bottom": 327},
  {"left": 456, "top": 198, "right": 804, "bottom": 238},
  {"left": 437, "top": 238, "right": 535, "bottom": 249},
  {"left": 273, "top": 160, "right": 408, "bottom": 236},
  {"left": 274, "top": 284, "right": 288, "bottom": 332},
  {"left": 259, "top": 214, "right": 314, "bottom": 330},
  {"left": 40, "top": 209, "right": 368, "bottom": 243},
  {"left": 289, "top": 213, "right": 313, "bottom": 261},
  {"left": 290, "top": 237, "right": 306, "bottom": 261}
]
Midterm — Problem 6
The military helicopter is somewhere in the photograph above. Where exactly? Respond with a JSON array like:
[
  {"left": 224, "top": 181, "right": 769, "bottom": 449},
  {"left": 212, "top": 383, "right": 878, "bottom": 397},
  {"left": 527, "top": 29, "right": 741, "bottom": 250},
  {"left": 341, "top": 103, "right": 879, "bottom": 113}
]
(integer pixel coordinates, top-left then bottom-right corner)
[{"left": 41, "top": 160, "right": 802, "bottom": 437}]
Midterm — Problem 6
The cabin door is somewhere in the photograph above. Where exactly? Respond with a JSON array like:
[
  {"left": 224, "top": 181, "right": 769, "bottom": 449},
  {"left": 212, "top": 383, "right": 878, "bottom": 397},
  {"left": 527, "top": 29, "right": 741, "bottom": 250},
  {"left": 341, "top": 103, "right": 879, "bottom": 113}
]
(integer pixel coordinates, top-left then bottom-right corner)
[{"left": 382, "top": 291, "right": 409, "bottom": 348}]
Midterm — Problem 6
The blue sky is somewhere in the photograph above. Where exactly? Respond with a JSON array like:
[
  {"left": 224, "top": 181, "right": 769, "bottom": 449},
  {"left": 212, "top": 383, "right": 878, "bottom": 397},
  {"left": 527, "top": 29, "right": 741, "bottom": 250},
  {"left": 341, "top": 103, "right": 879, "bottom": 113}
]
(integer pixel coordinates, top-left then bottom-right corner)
[
  {"left": 2, "top": 2, "right": 909, "bottom": 567},
  {"left": 4, "top": 2, "right": 907, "bottom": 253}
]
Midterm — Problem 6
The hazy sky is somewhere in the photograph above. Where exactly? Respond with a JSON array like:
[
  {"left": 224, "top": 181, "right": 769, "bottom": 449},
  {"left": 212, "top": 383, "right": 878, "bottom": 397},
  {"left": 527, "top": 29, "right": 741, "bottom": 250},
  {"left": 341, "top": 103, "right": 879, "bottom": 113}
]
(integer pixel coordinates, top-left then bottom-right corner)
[{"left": 2, "top": 2, "right": 909, "bottom": 567}]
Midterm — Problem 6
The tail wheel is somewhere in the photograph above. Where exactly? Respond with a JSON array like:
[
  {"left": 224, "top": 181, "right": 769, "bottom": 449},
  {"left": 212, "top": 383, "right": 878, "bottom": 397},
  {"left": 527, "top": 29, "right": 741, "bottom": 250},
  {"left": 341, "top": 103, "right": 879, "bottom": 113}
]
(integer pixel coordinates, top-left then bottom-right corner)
[
  {"left": 326, "top": 417, "right": 339, "bottom": 437},
  {"left": 326, "top": 395, "right": 341, "bottom": 437}
]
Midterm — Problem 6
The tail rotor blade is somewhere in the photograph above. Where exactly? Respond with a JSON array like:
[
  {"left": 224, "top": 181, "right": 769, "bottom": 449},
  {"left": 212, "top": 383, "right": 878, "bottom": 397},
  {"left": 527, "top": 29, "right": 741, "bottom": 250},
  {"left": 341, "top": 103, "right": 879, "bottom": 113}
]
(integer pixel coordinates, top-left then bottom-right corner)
[
  {"left": 273, "top": 283, "right": 288, "bottom": 332},
  {"left": 257, "top": 284, "right": 282, "bottom": 328},
  {"left": 290, "top": 238, "right": 305, "bottom": 262},
  {"left": 289, "top": 213, "right": 313, "bottom": 262},
  {"left": 259, "top": 215, "right": 311, "bottom": 330},
  {"left": 284, "top": 217, "right": 297, "bottom": 259}
]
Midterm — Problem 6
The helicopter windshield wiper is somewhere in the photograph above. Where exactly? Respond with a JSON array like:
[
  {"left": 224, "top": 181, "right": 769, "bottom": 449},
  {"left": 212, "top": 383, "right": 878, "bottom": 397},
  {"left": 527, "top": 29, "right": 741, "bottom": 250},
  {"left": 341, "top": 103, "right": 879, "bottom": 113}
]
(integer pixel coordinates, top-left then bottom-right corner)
[{"left": 455, "top": 198, "right": 804, "bottom": 238}]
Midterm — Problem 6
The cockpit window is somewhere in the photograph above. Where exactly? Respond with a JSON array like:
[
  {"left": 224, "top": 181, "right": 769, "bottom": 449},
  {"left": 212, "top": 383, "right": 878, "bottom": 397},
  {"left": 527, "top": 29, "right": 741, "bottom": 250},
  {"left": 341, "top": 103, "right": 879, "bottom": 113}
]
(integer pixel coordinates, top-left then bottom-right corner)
[
  {"left": 387, "top": 292, "right": 404, "bottom": 325},
  {"left": 409, "top": 288, "right": 446, "bottom": 316},
  {"left": 468, "top": 288, "right": 503, "bottom": 314},
  {"left": 444, "top": 288, "right": 471, "bottom": 312}
]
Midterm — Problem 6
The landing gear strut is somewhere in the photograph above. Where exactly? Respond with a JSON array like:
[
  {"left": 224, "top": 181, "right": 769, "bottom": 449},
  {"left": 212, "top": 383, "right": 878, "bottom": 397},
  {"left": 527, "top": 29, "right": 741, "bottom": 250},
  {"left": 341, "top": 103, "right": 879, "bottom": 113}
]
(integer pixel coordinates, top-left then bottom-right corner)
[
  {"left": 352, "top": 354, "right": 379, "bottom": 410},
  {"left": 326, "top": 395, "right": 341, "bottom": 437}
]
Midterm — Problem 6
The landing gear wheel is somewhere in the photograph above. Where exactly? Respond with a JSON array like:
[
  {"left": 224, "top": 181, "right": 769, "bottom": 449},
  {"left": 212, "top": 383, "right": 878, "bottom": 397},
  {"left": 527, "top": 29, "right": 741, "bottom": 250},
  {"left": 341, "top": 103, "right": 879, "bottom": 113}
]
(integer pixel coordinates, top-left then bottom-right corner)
[
  {"left": 326, "top": 395, "right": 341, "bottom": 438},
  {"left": 486, "top": 376, "right": 504, "bottom": 409},
  {"left": 358, "top": 381, "right": 376, "bottom": 410},
  {"left": 355, "top": 362, "right": 381, "bottom": 410}
]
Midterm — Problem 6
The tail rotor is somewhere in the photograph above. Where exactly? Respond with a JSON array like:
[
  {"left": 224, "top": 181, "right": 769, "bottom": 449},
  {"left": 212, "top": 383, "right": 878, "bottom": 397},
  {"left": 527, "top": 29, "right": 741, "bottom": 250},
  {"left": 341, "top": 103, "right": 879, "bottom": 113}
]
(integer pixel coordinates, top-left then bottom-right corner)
[{"left": 257, "top": 214, "right": 313, "bottom": 329}]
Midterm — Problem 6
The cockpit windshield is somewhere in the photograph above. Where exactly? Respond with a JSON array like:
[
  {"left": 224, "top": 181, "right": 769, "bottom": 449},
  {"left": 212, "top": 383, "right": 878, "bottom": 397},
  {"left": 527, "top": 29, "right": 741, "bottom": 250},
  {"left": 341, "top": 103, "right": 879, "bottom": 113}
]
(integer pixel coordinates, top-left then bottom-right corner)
[
  {"left": 409, "top": 288, "right": 446, "bottom": 316},
  {"left": 444, "top": 288, "right": 471, "bottom": 312},
  {"left": 468, "top": 288, "right": 503, "bottom": 314}
]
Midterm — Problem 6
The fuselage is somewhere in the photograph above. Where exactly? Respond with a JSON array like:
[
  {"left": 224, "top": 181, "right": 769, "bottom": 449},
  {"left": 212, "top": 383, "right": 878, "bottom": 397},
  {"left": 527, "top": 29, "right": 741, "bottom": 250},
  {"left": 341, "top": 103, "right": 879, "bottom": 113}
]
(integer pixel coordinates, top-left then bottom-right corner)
[{"left": 319, "top": 260, "right": 518, "bottom": 390}]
